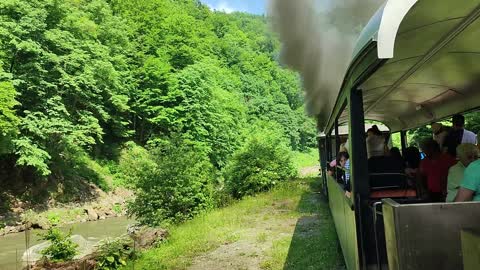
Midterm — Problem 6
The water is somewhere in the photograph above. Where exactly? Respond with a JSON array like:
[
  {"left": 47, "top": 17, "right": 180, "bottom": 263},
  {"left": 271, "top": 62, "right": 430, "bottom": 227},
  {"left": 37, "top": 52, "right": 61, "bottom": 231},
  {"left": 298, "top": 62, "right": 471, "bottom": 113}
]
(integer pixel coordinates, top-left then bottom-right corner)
[{"left": 0, "top": 216, "right": 134, "bottom": 270}]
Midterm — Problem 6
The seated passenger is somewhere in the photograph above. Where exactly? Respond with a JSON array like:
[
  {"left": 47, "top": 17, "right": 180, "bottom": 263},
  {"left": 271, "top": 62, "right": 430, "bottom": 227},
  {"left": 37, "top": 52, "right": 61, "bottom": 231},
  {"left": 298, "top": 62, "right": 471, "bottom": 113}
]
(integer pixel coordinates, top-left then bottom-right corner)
[
  {"left": 455, "top": 159, "right": 480, "bottom": 202},
  {"left": 327, "top": 142, "right": 348, "bottom": 176},
  {"left": 446, "top": 144, "right": 478, "bottom": 202},
  {"left": 388, "top": 147, "right": 403, "bottom": 166},
  {"left": 335, "top": 151, "right": 349, "bottom": 184},
  {"left": 404, "top": 146, "right": 421, "bottom": 179},
  {"left": 418, "top": 138, "right": 457, "bottom": 202}
]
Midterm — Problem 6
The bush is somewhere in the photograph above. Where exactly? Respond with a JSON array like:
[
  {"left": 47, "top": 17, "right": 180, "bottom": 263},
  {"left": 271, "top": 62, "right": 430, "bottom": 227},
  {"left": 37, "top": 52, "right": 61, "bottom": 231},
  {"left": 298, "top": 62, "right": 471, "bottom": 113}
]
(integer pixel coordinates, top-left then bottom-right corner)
[
  {"left": 128, "top": 141, "right": 216, "bottom": 226},
  {"left": 224, "top": 122, "right": 296, "bottom": 198},
  {"left": 112, "top": 142, "right": 156, "bottom": 188},
  {"left": 95, "top": 236, "right": 135, "bottom": 270},
  {"left": 40, "top": 228, "right": 78, "bottom": 262}
]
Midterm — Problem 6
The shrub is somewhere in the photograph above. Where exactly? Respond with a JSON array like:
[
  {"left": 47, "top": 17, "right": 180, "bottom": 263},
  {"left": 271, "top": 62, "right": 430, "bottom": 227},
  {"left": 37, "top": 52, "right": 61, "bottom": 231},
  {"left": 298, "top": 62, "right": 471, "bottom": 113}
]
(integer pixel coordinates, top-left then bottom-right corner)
[
  {"left": 47, "top": 212, "right": 61, "bottom": 226},
  {"left": 113, "top": 142, "right": 156, "bottom": 188},
  {"left": 224, "top": 122, "right": 296, "bottom": 198},
  {"left": 128, "top": 141, "right": 216, "bottom": 226},
  {"left": 95, "top": 236, "right": 135, "bottom": 270},
  {"left": 40, "top": 228, "right": 78, "bottom": 262}
]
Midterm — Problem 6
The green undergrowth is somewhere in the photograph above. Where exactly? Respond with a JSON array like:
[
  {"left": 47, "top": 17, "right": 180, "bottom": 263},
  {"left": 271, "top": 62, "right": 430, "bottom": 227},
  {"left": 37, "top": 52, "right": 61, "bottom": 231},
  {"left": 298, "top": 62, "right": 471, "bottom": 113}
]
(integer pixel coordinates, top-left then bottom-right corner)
[
  {"left": 292, "top": 148, "right": 319, "bottom": 170},
  {"left": 124, "top": 177, "right": 344, "bottom": 270}
]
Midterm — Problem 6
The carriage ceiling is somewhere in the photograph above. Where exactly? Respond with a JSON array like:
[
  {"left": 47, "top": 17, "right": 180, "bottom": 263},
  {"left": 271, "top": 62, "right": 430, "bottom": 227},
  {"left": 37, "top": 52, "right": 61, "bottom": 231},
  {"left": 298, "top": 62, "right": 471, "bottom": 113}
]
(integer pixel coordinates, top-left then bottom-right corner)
[{"left": 327, "top": 0, "right": 480, "bottom": 133}]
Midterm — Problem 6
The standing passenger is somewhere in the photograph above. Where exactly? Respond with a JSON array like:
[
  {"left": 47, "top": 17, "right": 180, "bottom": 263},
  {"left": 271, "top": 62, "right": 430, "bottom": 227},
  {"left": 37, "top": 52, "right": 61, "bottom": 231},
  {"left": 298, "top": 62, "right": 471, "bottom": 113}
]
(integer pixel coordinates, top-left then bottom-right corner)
[
  {"left": 444, "top": 114, "right": 476, "bottom": 157},
  {"left": 431, "top": 123, "right": 450, "bottom": 151},
  {"left": 366, "top": 125, "right": 385, "bottom": 159},
  {"left": 418, "top": 139, "right": 457, "bottom": 202},
  {"left": 446, "top": 144, "right": 479, "bottom": 202}
]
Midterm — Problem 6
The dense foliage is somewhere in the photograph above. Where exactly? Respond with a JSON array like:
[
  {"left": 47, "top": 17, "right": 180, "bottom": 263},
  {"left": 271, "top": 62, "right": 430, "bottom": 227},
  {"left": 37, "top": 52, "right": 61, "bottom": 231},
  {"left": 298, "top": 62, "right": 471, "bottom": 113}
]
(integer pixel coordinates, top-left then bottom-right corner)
[
  {"left": 0, "top": 0, "right": 315, "bottom": 225},
  {"left": 128, "top": 141, "right": 216, "bottom": 226},
  {"left": 39, "top": 228, "right": 78, "bottom": 262},
  {"left": 225, "top": 122, "right": 296, "bottom": 198}
]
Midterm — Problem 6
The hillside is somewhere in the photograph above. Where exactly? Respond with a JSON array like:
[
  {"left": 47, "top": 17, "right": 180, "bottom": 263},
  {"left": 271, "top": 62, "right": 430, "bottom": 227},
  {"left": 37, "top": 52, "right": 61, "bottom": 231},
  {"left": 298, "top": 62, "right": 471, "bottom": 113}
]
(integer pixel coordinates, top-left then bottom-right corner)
[{"left": 0, "top": 0, "right": 317, "bottom": 232}]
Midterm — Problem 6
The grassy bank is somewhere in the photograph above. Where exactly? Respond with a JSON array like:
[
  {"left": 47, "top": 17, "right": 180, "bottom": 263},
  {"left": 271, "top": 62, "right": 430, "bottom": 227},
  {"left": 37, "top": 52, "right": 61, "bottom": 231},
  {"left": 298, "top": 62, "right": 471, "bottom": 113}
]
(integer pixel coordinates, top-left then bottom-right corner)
[
  {"left": 292, "top": 148, "right": 319, "bottom": 170},
  {"left": 125, "top": 177, "right": 344, "bottom": 270}
]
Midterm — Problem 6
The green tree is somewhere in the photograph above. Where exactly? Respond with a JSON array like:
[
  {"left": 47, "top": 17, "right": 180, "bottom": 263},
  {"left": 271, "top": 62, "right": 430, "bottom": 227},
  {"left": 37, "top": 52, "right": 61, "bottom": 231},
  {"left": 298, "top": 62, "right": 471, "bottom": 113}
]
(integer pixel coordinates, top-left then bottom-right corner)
[
  {"left": 0, "top": 81, "right": 19, "bottom": 154},
  {"left": 128, "top": 141, "right": 216, "bottom": 226}
]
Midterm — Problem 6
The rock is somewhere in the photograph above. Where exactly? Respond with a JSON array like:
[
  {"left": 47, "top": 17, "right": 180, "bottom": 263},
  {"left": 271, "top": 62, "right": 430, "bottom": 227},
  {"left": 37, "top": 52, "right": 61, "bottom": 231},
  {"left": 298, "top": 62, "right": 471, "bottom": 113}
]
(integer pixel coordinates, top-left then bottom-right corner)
[
  {"left": 84, "top": 208, "right": 98, "bottom": 221},
  {"left": 129, "top": 226, "right": 168, "bottom": 249},
  {"left": 3, "top": 226, "right": 18, "bottom": 234},
  {"left": 16, "top": 224, "right": 26, "bottom": 233},
  {"left": 23, "top": 235, "right": 96, "bottom": 265},
  {"left": 32, "top": 220, "right": 51, "bottom": 230},
  {"left": 99, "top": 216, "right": 106, "bottom": 220}
]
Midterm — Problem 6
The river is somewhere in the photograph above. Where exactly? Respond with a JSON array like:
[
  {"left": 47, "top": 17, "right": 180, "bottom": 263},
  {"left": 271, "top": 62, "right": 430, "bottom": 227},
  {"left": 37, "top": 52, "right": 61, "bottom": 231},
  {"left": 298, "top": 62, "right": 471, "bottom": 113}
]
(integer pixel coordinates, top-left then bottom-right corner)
[{"left": 0, "top": 216, "right": 135, "bottom": 270}]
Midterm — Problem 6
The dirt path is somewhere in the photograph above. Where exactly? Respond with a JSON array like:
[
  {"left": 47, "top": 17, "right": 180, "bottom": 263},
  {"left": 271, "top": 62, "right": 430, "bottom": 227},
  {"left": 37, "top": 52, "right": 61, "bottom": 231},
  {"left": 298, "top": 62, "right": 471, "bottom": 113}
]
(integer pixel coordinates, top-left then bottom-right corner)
[
  {"left": 186, "top": 179, "right": 343, "bottom": 270},
  {"left": 299, "top": 165, "right": 320, "bottom": 178},
  {"left": 187, "top": 213, "right": 297, "bottom": 270}
]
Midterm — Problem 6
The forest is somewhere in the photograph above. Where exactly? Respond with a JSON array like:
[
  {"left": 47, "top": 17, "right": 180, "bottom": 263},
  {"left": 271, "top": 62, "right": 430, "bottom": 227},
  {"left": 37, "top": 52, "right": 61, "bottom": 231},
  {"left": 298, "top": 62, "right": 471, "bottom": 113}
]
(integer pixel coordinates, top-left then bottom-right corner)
[{"left": 0, "top": 0, "right": 318, "bottom": 227}]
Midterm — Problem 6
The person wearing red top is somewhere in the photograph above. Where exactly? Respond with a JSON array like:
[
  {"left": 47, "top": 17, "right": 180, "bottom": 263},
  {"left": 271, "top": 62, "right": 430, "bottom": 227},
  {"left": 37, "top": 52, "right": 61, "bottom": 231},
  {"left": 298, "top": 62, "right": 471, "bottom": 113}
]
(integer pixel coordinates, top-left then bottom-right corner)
[{"left": 418, "top": 138, "right": 457, "bottom": 202}]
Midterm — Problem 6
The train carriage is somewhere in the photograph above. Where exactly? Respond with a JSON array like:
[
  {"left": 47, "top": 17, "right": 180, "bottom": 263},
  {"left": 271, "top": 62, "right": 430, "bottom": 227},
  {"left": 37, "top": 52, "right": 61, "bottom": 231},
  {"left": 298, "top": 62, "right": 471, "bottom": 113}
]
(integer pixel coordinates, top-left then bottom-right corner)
[{"left": 318, "top": 1, "right": 480, "bottom": 269}]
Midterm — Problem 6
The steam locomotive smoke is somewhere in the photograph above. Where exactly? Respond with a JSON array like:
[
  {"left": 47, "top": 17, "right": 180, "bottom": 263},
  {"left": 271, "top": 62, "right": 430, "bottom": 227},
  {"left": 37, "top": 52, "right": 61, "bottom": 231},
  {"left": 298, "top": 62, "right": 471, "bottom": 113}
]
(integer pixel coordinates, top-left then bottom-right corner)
[{"left": 268, "top": 0, "right": 384, "bottom": 128}]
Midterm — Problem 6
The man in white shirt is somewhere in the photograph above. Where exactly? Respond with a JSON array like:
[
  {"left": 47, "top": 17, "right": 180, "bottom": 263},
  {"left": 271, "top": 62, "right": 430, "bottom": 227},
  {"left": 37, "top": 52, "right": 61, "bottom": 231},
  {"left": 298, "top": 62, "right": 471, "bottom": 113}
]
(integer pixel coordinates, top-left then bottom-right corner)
[
  {"left": 445, "top": 114, "right": 476, "bottom": 156},
  {"left": 455, "top": 115, "right": 477, "bottom": 144}
]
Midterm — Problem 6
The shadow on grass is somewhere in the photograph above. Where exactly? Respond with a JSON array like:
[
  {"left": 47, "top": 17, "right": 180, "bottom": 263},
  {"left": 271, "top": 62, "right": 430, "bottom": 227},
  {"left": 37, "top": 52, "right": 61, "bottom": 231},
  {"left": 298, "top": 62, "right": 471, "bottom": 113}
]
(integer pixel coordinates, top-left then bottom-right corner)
[{"left": 283, "top": 177, "right": 345, "bottom": 270}]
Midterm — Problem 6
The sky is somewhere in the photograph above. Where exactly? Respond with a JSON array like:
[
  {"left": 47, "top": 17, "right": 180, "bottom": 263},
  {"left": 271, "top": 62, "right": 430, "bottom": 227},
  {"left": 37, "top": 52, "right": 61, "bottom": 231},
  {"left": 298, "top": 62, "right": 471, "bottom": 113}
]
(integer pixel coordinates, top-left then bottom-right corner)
[{"left": 200, "top": 0, "right": 266, "bottom": 15}]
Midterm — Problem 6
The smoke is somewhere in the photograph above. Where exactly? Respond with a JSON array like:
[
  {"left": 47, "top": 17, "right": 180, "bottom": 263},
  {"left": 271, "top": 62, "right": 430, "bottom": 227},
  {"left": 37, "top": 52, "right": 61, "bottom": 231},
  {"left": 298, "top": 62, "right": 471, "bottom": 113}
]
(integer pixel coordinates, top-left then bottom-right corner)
[{"left": 268, "top": 0, "right": 384, "bottom": 128}]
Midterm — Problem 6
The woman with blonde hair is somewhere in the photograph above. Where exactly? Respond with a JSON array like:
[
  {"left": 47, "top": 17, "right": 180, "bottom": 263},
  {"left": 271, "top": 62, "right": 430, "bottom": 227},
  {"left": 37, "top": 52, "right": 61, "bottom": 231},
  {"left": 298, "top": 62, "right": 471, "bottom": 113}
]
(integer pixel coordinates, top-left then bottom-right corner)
[{"left": 446, "top": 143, "right": 479, "bottom": 202}]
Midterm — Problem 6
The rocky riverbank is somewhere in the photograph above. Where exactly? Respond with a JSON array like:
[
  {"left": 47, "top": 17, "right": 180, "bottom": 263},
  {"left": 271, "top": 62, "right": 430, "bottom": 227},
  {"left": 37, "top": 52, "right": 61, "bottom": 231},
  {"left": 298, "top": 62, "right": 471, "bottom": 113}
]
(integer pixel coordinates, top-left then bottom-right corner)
[
  {"left": 28, "top": 226, "right": 168, "bottom": 270},
  {"left": 0, "top": 185, "right": 133, "bottom": 236}
]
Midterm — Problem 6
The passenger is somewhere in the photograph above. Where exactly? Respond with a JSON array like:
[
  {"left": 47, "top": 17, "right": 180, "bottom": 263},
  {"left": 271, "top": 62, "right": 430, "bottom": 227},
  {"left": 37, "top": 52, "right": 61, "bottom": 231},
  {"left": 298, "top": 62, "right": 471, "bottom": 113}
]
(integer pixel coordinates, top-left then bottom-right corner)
[
  {"left": 477, "top": 131, "right": 480, "bottom": 149},
  {"left": 446, "top": 144, "right": 479, "bottom": 202},
  {"left": 335, "top": 152, "right": 350, "bottom": 188},
  {"left": 336, "top": 151, "right": 351, "bottom": 195},
  {"left": 336, "top": 152, "right": 349, "bottom": 173},
  {"left": 417, "top": 138, "right": 456, "bottom": 202},
  {"left": 386, "top": 147, "right": 404, "bottom": 171},
  {"left": 343, "top": 141, "right": 350, "bottom": 188},
  {"left": 431, "top": 123, "right": 450, "bottom": 151},
  {"left": 367, "top": 125, "right": 383, "bottom": 137},
  {"left": 388, "top": 147, "right": 402, "bottom": 160},
  {"left": 444, "top": 114, "right": 477, "bottom": 157},
  {"left": 327, "top": 141, "right": 348, "bottom": 176},
  {"left": 366, "top": 126, "right": 385, "bottom": 159},
  {"left": 404, "top": 146, "right": 421, "bottom": 179},
  {"left": 454, "top": 158, "right": 480, "bottom": 202},
  {"left": 339, "top": 142, "right": 348, "bottom": 153}
]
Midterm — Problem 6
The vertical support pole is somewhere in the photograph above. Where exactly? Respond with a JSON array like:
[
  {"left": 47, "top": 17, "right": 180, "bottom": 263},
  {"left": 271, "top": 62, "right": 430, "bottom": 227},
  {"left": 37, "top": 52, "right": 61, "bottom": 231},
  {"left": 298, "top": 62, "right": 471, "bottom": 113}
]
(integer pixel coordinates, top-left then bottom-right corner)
[
  {"left": 349, "top": 88, "right": 369, "bottom": 269},
  {"left": 326, "top": 134, "right": 332, "bottom": 162},
  {"left": 319, "top": 136, "right": 328, "bottom": 197},
  {"left": 335, "top": 119, "right": 340, "bottom": 154},
  {"left": 400, "top": 130, "right": 408, "bottom": 156}
]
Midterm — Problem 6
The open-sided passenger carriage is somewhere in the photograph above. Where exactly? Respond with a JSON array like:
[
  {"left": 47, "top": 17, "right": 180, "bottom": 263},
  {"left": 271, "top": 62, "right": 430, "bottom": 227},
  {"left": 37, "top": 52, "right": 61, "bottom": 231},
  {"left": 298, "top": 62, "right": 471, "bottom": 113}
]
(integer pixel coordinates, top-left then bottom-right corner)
[{"left": 318, "top": 1, "right": 480, "bottom": 269}]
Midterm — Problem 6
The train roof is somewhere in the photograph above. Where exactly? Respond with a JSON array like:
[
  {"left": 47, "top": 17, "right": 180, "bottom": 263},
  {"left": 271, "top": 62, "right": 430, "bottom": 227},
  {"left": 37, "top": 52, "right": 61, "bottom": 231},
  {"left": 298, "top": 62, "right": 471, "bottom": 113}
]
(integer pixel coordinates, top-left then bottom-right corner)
[
  {"left": 318, "top": 123, "right": 389, "bottom": 138},
  {"left": 323, "top": 0, "right": 480, "bottom": 133}
]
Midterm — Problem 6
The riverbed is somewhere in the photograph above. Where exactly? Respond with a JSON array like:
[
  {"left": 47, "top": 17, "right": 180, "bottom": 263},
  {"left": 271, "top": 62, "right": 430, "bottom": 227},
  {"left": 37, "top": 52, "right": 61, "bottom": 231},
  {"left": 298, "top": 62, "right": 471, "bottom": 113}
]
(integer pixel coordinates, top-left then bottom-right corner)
[{"left": 0, "top": 216, "right": 134, "bottom": 270}]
